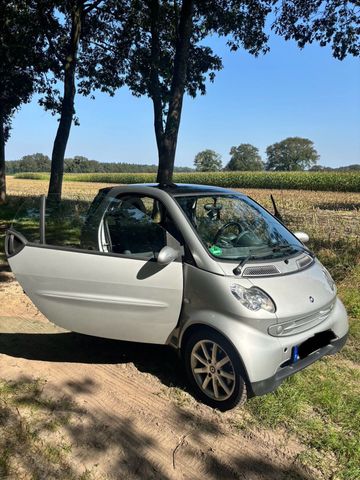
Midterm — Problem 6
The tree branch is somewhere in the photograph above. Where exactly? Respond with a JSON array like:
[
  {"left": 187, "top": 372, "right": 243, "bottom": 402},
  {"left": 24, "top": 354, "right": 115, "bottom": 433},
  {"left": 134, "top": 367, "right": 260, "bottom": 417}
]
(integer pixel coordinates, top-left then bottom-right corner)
[
  {"left": 82, "top": 38, "right": 119, "bottom": 54},
  {"left": 164, "top": 0, "right": 194, "bottom": 137},
  {"left": 84, "top": 0, "right": 103, "bottom": 14}
]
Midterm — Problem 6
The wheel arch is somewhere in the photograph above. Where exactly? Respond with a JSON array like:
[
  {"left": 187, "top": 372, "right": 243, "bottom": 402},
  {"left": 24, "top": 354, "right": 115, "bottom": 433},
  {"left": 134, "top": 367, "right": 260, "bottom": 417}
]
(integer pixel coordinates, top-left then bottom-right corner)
[{"left": 179, "top": 322, "right": 253, "bottom": 394}]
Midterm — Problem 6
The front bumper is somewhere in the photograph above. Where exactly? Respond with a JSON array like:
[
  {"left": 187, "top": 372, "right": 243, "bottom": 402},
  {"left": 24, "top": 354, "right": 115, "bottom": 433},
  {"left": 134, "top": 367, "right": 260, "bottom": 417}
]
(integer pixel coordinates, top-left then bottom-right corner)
[{"left": 251, "top": 333, "right": 348, "bottom": 396}]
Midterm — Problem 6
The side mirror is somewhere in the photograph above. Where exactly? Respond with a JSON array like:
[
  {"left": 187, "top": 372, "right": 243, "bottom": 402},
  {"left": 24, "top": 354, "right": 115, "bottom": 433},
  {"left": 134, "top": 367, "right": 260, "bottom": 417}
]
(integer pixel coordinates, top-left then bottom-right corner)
[
  {"left": 157, "top": 246, "right": 180, "bottom": 265},
  {"left": 294, "top": 231, "right": 310, "bottom": 243}
]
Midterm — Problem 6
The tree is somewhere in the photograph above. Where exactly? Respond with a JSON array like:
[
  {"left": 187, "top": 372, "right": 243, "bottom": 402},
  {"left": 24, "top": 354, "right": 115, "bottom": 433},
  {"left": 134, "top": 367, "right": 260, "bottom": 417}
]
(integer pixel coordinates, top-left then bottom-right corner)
[
  {"left": 115, "top": 0, "right": 360, "bottom": 185},
  {"left": 265, "top": 137, "right": 320, "bottom": 171},
  {"left": 225, "top": 144, "right": 263, "bottom": 171},
  {"left": 112, "top": 0, "right": 272, "bottom": 185},
  {"left": 64, "top": 156, "right": 100, "bottom": 173},
  {"left": 19, "top": 153, "right": 51, "bottom": 172},
  {"left": 41, "top": 0, "right": 128, "bottom": 200},
  {"left": 194, "top": 149, "right": 222, "bottom": 171},
  {"left": 0, "top": 0, "right": 47, "bottom": 203}
]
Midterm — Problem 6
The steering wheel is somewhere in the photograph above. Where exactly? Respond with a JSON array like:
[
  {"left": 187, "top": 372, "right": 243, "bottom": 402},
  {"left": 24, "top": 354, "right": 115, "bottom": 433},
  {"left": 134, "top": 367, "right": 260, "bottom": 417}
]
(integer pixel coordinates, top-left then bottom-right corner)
[{"left": 213, "top": 221, "right": 243, "bottom": 246}]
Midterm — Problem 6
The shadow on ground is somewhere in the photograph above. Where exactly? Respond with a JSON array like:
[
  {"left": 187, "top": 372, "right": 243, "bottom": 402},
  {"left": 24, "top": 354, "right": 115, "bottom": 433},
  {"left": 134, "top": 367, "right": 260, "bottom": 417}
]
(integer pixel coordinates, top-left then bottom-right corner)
[
  {"left": 0, "top": 375, "right": 314, "bottom": 480},
  {"left": 0, "top": 330, "right": 188, "bottom": 391},
  {"left": 0, "top": 263, "right": 11, "bottom": 283},
  {"left": 315, "top": 201, "right": 360, "bottom": 211}
]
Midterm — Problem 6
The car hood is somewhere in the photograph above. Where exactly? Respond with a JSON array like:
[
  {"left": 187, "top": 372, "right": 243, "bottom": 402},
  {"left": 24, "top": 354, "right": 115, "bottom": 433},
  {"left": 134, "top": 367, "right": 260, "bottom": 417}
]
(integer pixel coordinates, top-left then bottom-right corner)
[
  {"left": 249, "top": 261, "right": 336, "bottom": 321},
  {"left": 219, "top": 257, "right": 336, "bottom": 321}
]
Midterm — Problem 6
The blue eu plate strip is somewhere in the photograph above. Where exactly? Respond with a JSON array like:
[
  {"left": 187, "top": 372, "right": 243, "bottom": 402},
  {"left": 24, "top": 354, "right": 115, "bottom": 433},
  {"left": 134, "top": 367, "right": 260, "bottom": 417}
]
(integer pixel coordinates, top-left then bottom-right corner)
[{"left": 292, "top": 346, "right": 300, "bottom": 363}]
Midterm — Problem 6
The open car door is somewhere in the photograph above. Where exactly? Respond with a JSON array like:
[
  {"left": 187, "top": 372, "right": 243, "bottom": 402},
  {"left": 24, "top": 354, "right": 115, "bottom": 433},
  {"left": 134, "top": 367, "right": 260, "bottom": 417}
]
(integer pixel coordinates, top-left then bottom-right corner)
[{"left": 6, "top": 194, "right": 183, "bottom": 344}]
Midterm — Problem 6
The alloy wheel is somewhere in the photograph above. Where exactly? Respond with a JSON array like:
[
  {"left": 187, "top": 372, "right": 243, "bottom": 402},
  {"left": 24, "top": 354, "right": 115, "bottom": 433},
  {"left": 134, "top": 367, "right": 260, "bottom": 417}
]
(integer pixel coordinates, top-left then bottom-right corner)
[{"left": 190, "top": 340, "right": 236, "bottom": 401}]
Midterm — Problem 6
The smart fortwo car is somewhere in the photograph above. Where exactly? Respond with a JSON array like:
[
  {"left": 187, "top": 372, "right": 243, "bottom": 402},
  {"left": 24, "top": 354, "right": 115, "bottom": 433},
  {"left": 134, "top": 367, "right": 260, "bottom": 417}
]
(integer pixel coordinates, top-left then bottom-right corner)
[{"left": 5, "top": 184, "right": 348, "bottom": 410}]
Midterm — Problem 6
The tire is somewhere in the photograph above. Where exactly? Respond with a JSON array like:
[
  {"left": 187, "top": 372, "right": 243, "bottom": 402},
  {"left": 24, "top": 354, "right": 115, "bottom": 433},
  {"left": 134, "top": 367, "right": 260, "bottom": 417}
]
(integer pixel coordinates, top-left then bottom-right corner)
[{"left": 183, "top": 328, "right": 247, "bottom": 411}]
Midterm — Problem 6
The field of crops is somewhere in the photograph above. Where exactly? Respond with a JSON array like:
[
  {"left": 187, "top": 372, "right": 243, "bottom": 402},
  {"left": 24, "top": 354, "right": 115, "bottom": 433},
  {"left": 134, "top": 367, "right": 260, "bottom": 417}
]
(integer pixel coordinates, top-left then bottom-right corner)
[{"left": 14, "top": 170, "right": 360, "bottom": 192}]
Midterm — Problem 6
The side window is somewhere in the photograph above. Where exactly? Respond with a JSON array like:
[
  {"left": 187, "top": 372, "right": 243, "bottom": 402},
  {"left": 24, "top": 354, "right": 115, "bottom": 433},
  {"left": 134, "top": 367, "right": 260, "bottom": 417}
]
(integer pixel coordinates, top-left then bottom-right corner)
[{"left": 103, "top": 195, "right": 169, "bottom": 258}]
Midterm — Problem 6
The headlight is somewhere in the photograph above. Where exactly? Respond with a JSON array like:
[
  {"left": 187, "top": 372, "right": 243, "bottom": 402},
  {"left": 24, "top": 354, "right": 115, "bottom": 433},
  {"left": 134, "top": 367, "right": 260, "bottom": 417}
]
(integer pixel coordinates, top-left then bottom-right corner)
[
  {"left": 323, "top": 268, "right": 336, "bottom": 293},
  {"left": 230, "top": 284, "right": 276, "bottom": 313}
]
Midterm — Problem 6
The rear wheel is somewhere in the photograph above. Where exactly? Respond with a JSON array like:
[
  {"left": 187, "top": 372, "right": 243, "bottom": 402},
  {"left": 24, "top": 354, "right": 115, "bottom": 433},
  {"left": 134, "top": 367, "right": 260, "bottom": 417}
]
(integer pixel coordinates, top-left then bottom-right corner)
[{"left": 183, "top": 328, "right": 247, "bottom": 411}]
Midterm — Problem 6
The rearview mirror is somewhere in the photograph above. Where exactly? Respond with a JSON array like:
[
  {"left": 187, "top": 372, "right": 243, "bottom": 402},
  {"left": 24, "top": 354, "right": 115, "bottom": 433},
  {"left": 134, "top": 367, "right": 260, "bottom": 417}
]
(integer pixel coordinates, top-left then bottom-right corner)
[
  {"left": 157, "top": 246, "right": 180, "bottom": 265},
  {"left": 294, "top": 231, "right": 310, "bottom": 243}
]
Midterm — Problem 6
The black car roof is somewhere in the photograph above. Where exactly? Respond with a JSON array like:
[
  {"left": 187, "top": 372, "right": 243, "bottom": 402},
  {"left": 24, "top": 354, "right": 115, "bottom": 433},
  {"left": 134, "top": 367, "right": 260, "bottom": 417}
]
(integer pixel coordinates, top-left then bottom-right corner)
[{"left": 100, "top": 183, "right": 239, "bottom": 196}]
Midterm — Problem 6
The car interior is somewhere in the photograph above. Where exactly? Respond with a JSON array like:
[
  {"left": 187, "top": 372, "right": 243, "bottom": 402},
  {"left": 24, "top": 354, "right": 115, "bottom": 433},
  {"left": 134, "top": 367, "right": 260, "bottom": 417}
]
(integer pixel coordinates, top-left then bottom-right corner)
[{"left": 103, "top": 195, "right": 182, "bottom": 258}]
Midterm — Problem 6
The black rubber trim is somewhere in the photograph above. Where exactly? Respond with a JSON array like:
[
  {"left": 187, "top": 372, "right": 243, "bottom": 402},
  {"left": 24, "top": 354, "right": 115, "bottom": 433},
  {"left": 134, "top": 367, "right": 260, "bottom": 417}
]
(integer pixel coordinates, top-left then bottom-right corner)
[
  {"left": 40, "top": 194, "right": 46, "bottom": 244},
  {"left": 5, "top": 229, "right": 183, "bottom": 264},
  {"left": 250, "top": 333, "right": 348, "bottom": 396},
  {"left": 5, "top": 229, "right": 28, "bottom": 258}
]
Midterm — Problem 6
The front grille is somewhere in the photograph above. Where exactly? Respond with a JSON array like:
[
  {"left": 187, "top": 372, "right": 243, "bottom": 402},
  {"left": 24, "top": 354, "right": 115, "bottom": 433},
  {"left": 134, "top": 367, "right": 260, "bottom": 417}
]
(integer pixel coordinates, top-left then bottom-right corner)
[
  {"left": 242, "top": 265, "right": 280, "bottom": 277},
  {"left": 268, "top": 303, "right": 335, "bottom": 337}
]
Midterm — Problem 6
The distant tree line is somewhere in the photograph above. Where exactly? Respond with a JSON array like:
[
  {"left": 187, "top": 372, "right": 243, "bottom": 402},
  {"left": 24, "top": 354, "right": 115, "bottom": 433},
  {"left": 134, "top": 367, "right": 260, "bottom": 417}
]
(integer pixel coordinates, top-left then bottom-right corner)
[
  {"left": 6, "top": 153, "right": 193, "bottom": 174},
  {"left": 7, "top": 143, "right": 358, "bottom": 174},
  {"left": 193, "top": 137, "right": 359, "bottom": 172},
  {"left": 309, "top": 164, "right": 360, "bottom": 172}
]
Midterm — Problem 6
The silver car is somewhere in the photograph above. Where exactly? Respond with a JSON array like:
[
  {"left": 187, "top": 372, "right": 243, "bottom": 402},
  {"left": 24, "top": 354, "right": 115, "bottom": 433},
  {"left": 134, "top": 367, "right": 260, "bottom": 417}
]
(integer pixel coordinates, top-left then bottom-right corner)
[{"left": 5, "top": 184, "right": 348, "bottom": 411}]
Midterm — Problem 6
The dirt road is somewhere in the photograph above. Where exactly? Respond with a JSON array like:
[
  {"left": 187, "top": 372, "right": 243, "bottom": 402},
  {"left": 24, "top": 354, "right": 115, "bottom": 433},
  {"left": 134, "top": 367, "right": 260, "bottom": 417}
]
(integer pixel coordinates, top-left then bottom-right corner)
[{"left": 0, "top": 273, "right": 314, "bottom": 480}]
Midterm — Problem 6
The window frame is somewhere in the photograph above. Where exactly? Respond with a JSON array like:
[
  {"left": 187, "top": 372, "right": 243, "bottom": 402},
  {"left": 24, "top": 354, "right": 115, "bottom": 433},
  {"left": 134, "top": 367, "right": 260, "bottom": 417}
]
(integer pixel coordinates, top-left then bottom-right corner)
[
  {"left": 98, "top": 192, "right": 183, "bottom": 261},
  {"left": 174, "top": 192, "right": 305, "bottom": 263},
  {"left": 8, "top": 192, "right": 184, "bottom": 263}
]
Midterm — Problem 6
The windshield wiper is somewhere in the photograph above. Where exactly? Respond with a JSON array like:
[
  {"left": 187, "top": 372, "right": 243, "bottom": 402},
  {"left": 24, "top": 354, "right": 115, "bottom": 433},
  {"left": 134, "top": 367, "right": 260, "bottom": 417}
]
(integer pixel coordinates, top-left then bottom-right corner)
[
  {"left": 232, "top": 246, "right": 275, "bottom": 276},
  {"left": 233, "top": 244, "right": 314, "bottom": 276},
  {"left": 273, "top": 243, "right": 314, "bottom": 257},
  {"left": 233, "top": 254, "right": 259, "bottom": 275}
]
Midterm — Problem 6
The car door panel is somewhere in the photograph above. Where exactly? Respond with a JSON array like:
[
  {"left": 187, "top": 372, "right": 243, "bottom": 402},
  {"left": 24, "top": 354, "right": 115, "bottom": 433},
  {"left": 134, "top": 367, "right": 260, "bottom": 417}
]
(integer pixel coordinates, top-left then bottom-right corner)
[{"left": 8, "top": 245, "right": 183, "bottom": 344}]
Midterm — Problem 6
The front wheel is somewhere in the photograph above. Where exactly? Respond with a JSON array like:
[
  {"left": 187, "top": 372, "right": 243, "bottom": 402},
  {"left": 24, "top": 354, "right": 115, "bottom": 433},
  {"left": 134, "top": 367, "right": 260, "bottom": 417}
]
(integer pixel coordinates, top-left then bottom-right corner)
[{"left": 183, "top": 328, "right": 247, "bottom": 411}]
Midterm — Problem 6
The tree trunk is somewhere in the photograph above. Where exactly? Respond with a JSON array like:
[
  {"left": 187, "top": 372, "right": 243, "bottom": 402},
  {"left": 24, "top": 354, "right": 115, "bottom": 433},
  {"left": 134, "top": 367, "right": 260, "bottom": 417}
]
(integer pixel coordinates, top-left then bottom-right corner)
[
  {"left": 155, "top": 0, "right": 194, "bottom": 186},
  {"left": 48, "top": 3, "right": 83, "bottom": 201},
  {"left": 0, "top": 108, "right": 6, "bottom": 205},
  {"left": 149, "top": 0, "right": 164, "bottom": 160}
]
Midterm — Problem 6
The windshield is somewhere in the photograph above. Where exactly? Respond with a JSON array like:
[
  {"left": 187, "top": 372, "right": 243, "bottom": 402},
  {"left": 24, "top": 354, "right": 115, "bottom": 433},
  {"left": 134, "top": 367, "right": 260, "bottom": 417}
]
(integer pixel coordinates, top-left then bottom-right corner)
[{"left": 175, "top": 194, "right": 303, "bottom": 261}]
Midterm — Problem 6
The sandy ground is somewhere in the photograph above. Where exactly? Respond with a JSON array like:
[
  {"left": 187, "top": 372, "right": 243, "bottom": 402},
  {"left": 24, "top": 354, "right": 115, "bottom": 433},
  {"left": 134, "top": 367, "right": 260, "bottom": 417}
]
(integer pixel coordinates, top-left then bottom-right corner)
[{"left": 0, "top": 272, "right": 316, "bottom": 480}]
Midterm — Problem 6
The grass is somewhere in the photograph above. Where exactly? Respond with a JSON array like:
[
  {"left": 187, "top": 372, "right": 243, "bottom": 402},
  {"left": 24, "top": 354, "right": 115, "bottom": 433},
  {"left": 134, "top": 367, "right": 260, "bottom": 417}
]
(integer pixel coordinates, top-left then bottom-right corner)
[
  {"left": 0, "top": 377, "right": 90, "bottom": 480},
  {"left": 246, "top": 359, "right": 360, "bottom": 479}
]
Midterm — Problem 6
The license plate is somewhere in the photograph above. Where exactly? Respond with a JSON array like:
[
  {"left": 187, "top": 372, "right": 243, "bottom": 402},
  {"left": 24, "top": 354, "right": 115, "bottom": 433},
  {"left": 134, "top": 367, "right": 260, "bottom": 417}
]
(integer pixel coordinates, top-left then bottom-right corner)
[{"left": 292, "top": 330, "right": 336, "bottom": 363}]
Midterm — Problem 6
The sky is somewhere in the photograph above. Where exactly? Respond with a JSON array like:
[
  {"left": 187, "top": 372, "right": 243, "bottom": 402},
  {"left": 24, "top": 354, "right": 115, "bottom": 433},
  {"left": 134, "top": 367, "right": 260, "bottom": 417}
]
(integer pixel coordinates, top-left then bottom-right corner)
[{"left": 6, "top": 33, "right": 360, "bottom": 169}]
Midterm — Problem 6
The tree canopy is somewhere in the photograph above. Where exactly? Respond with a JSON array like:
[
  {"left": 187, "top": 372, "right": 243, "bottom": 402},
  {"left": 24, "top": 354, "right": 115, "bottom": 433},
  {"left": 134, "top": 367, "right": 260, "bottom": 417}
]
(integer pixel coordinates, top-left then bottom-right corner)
[
  {"left": 194, "top": 149, "right": 222, "bottom": 171},
  {"left": 266, "top": 137, "right": 320, "bottom": 171},
  {"left": 225, "top": 144, "right": 264, "bottom": 171},
  {"left": 273, "top": 0, "right": 360, "bottom": 60},
  {"left": 0, "top": 0, "right": 48, "bottom": 202},
  {"left": 19, "top": 153, "right": 51, "bottom": 173}
]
